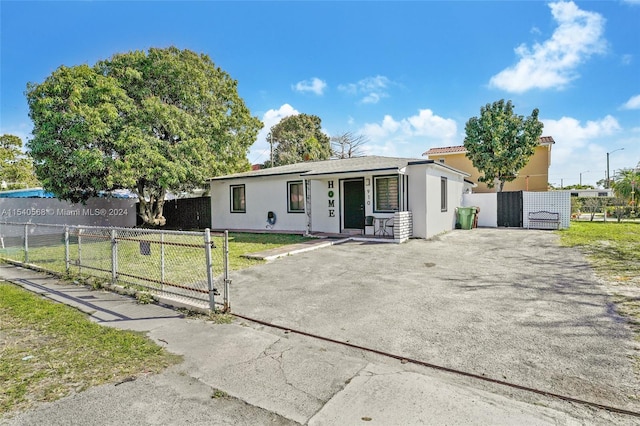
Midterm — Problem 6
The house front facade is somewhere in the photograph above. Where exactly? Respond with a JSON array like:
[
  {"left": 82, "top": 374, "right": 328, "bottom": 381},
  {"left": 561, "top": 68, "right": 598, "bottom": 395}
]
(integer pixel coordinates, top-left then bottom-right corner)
[
  {"left": 423, "top": 136, "right": 555, "bottom": 193},
  {"left": 209, "top": 156, "right": 471, "bottom": 240}
]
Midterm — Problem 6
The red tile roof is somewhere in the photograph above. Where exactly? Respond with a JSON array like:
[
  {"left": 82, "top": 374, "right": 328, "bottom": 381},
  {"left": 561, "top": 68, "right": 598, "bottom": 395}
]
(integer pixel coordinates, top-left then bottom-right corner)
[{"left": 423, "top": 136, "right": 555, "bottom": 156}]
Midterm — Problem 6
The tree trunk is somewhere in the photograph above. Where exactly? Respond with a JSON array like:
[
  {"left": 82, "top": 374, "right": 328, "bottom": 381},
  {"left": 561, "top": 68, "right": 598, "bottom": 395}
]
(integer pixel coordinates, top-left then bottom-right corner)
[{"left": 137, "top": 183, "right": 167, "bottom": 227}]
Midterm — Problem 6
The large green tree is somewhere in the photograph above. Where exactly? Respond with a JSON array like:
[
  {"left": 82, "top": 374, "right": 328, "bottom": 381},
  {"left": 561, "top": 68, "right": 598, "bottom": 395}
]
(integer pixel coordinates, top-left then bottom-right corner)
[
  {"left": 0, "top": 134, "right": 39, "bottom": 189},
  {"left": 463, "top": 99, "right": 544, "bottom": 192},
  {"left": 267, "top": 114, "right": 330, "bottom": 166},
  {"left": 27, "top": 47, "right": 262, "bottom": 226}
]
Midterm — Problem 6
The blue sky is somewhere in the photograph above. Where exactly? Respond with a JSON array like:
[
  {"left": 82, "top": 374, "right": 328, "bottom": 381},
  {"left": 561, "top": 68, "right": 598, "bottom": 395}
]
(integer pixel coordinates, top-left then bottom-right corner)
[{"left": 1, "top": 1, "right": 639, "bottom": 187}]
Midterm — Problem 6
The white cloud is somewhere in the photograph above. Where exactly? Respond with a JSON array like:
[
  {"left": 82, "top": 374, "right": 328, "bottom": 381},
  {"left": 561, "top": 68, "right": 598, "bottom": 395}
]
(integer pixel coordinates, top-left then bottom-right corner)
[
  {"left": 359, "top": 109, "right": 458, "bottom": 157},
  {"left": 622, "top": 0, "right": 640, "bottom": 5},
  {"left": 489, "top": 1, "right": 606, "bottom": 93},
  {"left": 621, "top": 54, "right": 633, "bottom": 65},
  {"left": 292, "top": 77, "right": 327, "bottom": 96},
  {"left": 621, "top": 94, "right": 640, "bottom": 110},
  {"left": 249, "top": 104, "right": 299, "bottom": 164},
  {"left": 543, "top": 115, "right": 623, "bottom": 186},
  {"left": 338, "top": 76, "right": 391, "bottom": 104}
]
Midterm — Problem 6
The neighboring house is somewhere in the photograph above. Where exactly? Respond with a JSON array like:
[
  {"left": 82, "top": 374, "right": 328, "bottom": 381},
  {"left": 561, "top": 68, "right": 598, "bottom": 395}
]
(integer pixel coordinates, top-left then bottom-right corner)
[
  {"left": 209, "top": 156, "right": 472, "bottom": 240},
  {"left": 0, "top": 188, "right": 136, "bottom": 227},
  {"left": 559, "top": 189, "right": 613, "bottom": 198},
  {"left": 423, "top": 136, "right": 555, "bottom": 193}
]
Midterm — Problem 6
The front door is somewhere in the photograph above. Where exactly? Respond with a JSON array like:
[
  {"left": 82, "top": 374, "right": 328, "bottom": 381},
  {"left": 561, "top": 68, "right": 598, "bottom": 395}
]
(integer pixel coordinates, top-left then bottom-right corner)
[{"left": 343, "top": 179, "right": 365, "bottom": 230}]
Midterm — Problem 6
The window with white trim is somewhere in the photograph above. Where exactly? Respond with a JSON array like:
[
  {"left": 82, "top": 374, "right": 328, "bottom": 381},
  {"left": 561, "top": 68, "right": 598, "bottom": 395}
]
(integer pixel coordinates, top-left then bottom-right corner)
[
  {"left": 288, "top": 181, "right": 304, "bottom": 213},
  {"left": 374, "top": 175, "right": 399, "bottom": 212},
  {"left": 230, "top": 184, "right": 245, "bottom": 213},
  {"left": 441, "top": 177, "right": 447, "bottom": 212}
]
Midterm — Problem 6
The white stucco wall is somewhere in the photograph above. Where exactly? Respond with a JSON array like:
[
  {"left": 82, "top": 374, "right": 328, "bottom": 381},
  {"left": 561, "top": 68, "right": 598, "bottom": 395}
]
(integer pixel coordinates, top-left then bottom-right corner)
[
  {"left": 309, "top": 178, "right": 341, "bottom": 233},
  {"left": 210, "top": 176, "right": 307, "bottom": 233},
  {"left": 424, "top": 167, "right": 465, "bottom": 238},
  {"left": 462, "top": 193, "right": 498, "bottom": 227},
  {"left": 406, "top": 164, "right": 465, "bottom": 239},
  {"left": 406, "top": 167, "right": 428, "bottom": 238}
]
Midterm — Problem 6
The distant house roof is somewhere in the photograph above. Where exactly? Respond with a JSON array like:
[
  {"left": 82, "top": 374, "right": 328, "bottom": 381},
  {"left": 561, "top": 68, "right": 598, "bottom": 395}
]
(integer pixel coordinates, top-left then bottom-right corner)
[
  {"left": 0, "top": 188, "right": 54, "bottom": 198},
  {"left": 0, "top": 188, "right": 137, "bottom": 199},
  {"left": 422, "top": 136, "right": 555, "bottom": 157},
  {"left": 209, "top": 155, "right": 469, "bottom": 181}
]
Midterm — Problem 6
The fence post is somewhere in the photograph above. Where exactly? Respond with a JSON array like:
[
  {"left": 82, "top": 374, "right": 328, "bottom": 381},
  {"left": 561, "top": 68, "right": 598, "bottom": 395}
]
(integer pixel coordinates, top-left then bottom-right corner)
[
  {"left": 204, "top": 228, "right": 215, "bottom": 312},
  {"left": 23, "top": 224, "right": 29, "bottom": 263},
  {"left": 160, "top": 232, "right": 165, "bottom": 290},
  {"left": 111, "top": 229, "right": 117, "bottom": 284},
  {"left": 223, "top": 230, "right": 230, "bottom": 313},
  {"left": 64, "top": 226, "right": 70, "bottom": 273},
  {"left": 78, "top": 228, "right": 82, "bottom": 274}
]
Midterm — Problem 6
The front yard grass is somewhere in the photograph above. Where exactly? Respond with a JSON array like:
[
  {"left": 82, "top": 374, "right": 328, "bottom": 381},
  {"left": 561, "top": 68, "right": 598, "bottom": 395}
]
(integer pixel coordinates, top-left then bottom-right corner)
[
  {"left": 227, "top": 232, "right": 312, "bottom": 269},
  {"left": 0, "top": 232, "right": 313, "bottom": 276},
  {"left": 0, "top": 282, "right": 182, "bottom": 416},
  {"left": 558, "top": 221, "right": 640, "bottom": 284}
]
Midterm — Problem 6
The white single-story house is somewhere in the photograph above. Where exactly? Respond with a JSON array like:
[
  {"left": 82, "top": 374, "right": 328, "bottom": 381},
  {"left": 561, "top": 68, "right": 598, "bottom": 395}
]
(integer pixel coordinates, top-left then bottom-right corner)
[{"left": 209, "top": 156, "right": 473, "bottom": 241}]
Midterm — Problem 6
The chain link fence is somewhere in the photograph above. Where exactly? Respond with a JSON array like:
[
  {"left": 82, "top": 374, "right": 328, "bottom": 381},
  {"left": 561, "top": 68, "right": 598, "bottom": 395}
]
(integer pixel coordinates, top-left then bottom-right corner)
[{"left": 0, "top": 222, "right": 229, "bottom": 313}]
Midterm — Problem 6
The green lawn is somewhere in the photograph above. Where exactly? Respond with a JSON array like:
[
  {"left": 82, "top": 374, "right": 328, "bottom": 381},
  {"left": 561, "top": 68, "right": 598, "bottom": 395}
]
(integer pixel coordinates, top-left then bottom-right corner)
[
  {"left": 558, "top": 221, "right": 640, "bottom": 283},
  {"left": 0, "top": 282, "right": 182, "bottom": 416},
  {"left": 0, "top": 232, "right": 313, "bottom": 288},
  {"left": 227, "top": 232, "right": 312, "bottom": 269}
]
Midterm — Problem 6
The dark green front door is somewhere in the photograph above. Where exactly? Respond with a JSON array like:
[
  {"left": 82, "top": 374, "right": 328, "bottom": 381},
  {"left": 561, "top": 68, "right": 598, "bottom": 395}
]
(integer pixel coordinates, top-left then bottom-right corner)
[{"left": 343, "top": 179, "right": 365, "bottom": 229}]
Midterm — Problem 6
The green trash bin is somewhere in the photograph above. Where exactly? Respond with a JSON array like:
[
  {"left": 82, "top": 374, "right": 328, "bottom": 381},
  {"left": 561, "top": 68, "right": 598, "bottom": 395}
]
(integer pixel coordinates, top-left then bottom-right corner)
[{"left": 457, "top": 207, "right": 476, "bottom": 230}]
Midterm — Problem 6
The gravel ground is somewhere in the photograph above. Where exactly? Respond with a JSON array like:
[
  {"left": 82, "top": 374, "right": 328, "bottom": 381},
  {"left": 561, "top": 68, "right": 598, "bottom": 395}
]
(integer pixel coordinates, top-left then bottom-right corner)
[{"left": 230, "top": 228, "right": 640, "bottom": 413}]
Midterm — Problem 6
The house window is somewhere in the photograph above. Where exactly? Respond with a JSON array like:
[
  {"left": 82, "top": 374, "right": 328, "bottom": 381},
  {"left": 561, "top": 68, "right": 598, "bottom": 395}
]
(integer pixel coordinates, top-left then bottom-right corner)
[
  {"left": 374, "top": 175, "right": 399, "bottom": 212},
  {"left": 230, "top": 184, "right": 245, "bottom": 213},
  {"left": 288, "top": 181, "right": 304, "bottom": 213},
  {"left": 441, "top": 177, "right": 448, "bottom": 212}
]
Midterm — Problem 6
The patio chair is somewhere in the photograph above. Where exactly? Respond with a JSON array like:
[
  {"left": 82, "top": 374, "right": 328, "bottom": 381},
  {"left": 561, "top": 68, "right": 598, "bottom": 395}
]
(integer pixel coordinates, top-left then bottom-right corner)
[
  {"left": 383, "top": 217, "right": 395, "bottom": 237},
  {"left": 365, "top": 215, "right": 375, "bottom": 235}
]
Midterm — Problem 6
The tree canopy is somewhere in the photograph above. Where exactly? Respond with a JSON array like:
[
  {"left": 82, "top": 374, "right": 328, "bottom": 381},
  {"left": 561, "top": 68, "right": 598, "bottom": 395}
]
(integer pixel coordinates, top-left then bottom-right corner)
[
  {"left": 27, "top": 47, "right": 262, "bottom": 226},
  {"left": 0, "top": 134, "right": 39, "bottom": 189},
  {"left": 463, "top": 99, "right": 544, "bottom": 192},
  {"left": 266, "top": 114, "right": 330, "bottom": 166}
]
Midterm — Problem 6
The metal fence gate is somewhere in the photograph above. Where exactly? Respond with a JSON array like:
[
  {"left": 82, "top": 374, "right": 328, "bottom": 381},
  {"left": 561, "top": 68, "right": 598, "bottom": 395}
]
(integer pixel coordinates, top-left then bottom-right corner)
[
  {"left": 0, "top": 222, "right": 229, "bottom": 313},
  {"left": 497, "top": 191, "right": 523, "bottom": 228}
]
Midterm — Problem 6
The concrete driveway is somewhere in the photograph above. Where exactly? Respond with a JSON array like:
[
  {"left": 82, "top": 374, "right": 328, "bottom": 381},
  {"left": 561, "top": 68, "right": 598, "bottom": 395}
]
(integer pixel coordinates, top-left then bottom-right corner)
[{"left": 230, "top": 228, "right": 639, "bottom": 413}]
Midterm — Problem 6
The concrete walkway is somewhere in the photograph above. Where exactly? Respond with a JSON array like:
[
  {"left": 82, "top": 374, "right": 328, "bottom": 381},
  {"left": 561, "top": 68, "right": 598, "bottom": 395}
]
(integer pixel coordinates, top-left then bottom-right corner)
[
  {"left": 243, "top": 238, "right": 350, "bottom": 261},
  {"left": 0, "top": 263, "right": 629, "bottom": 425},
  {"left": 243, "top": 235, "right": 395, "bottom": 261}
]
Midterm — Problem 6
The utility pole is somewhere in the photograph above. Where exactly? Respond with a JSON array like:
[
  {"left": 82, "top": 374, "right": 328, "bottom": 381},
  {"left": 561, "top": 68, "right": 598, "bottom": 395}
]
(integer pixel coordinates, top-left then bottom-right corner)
[
  {"left": 580, "top": 170, "right": 589, "bottom": 186},
  {"left": 606, "top": 148, "right": 624, "bottom": 188},
  {"left": 268, "top": 133, "right": 274, "bottom": 168}
]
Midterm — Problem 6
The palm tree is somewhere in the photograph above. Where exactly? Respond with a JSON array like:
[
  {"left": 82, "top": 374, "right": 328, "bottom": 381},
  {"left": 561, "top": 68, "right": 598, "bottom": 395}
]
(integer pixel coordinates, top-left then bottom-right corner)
[{"left": 612, "top": 165, "right": 640, "bottom": 212}]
